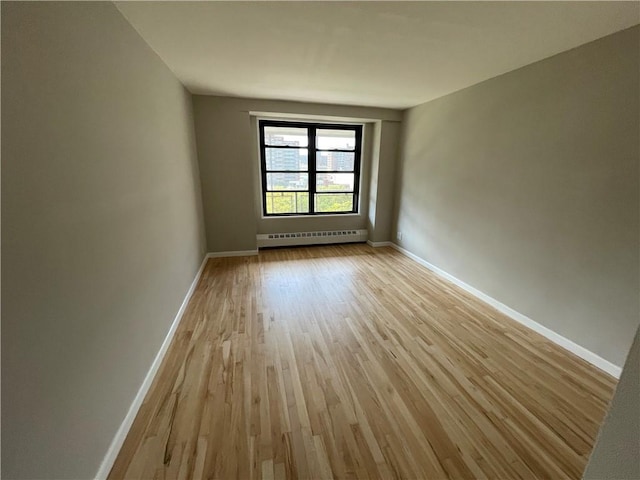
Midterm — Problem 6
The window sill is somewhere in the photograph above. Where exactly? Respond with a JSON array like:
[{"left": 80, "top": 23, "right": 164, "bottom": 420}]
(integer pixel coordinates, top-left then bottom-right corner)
[{"left": 260, "top": 213, "right": 362, "bottom": 220}]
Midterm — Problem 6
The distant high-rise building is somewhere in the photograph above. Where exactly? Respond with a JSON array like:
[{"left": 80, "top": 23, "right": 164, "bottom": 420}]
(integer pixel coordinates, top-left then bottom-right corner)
[
  {"left": 316, "top": 151, "right": 352, "bottom": 172},
  {"left": 265, "top": 135, "right": 306, "bottom": 188},
  {"left": 331, "top": 151, "right": 353, "bottom": 171}
]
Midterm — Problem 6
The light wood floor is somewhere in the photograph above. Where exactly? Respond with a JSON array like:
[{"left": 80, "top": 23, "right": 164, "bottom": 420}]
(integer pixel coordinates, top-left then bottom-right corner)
[{"left": 109, "top": 244, "right": 616, "bottom": 480}]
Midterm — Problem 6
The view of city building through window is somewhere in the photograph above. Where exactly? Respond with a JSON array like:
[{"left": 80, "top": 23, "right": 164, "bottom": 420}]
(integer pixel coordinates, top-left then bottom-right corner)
[{"left": 260, "top": 121, "right": 362, "bottom": 215}]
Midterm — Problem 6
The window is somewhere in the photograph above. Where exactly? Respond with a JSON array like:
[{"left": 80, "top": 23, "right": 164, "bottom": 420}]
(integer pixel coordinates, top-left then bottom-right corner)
[{"left": 259, "top": 120, "right": 362, "bottom": 216}]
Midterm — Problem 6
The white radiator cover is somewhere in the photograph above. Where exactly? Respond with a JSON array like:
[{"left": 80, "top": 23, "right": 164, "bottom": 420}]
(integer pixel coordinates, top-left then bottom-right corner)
[{"left": 257, "top": 229, "right": 368, "bottom": 248}]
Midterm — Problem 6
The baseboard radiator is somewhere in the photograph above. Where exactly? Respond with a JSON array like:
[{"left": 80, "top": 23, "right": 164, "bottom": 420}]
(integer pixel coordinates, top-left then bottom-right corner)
[{"left": 257, "top": 229, "right": 368, "bottom": 248}]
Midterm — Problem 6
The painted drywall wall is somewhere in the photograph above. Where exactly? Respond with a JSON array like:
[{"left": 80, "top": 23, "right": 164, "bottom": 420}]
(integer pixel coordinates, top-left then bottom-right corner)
[
  {"left": 1, "top": 2, "right": 206, "bottom": 478},
  {"left": 370, "top": 121, "right": 402, "bottom": 243},
  {"left": 192, "top": 95, "right": 401, "bottom": 251},
  {"left": 584, "top": 325, "right": 640, "bottom": 479},
  {"left": 392, "top": 26, "right": 639, "bottom": 367},
  {"left": 191, "top": 96, "right": 258, "bottom": 252},
  {"left": 367, "top": 122, "right": 383, "bottom": 241}
]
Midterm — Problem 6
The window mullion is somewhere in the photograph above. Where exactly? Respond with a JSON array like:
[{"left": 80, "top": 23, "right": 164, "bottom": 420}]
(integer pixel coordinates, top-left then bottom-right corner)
[{"left": 309, "top": 126, "right": 316, "bottom": 214}]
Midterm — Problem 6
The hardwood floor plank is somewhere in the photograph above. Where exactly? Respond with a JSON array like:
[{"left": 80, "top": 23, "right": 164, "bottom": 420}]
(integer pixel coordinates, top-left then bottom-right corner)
[{"left": 109, "top": 244, "right": 616, "bottom": 479}]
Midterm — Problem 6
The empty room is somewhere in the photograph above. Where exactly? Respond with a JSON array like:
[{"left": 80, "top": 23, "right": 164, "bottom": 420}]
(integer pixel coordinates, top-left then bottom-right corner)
[{"left": 2, "top": 1, "right": 639, "bottom": 479}]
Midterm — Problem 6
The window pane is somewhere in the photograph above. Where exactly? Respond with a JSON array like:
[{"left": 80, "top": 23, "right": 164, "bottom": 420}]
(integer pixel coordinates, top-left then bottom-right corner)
[
  {"left": 266, "top": 172, "right": 308, "bottom": 191},
  {"left": 266, "top": 192, "right": 309, "bottom": 214},
  {"left": 316, "top": 173, "right": 354, "bottom": 192},
  {"left": 316, "top": 151, "right": 355, "bottom": 171},
  {"left": 316, "top": 129, "right": 356, "bottom": 150},
  {"left": 264, "top": 126, "right": 308, "bottom": 147},
  {"left": 315, "top": 193, "right": 354, "bottom": 213},
  {"left": 265, "top": 148, "right": 308, "bottom": 171}
]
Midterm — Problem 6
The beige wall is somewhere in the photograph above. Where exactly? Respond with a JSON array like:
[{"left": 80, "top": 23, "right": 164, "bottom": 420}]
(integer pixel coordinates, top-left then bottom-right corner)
[
  {"left": 584, "top": 325, "right": 640, "bottom": 479},
  {"left": 1, "top": 2, "right": 206, "bottom": 478},
  {"left": 393, "top": 26, "right": 639, "bottom": 367},
  {"left": 192, "top": 95, "right": 401, "bottom": 252},
  {"left": 370, "top": 121, "right": 402, "bottom": 243}
]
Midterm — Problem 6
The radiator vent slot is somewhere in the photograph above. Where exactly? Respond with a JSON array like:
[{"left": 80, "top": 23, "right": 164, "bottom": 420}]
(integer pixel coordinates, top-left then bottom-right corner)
[
  {"left": 267, "top": 230, "right": 358, "bottom": 239},
  {"left": 258, "top": 229, "right": 367, "bottom": 248}
]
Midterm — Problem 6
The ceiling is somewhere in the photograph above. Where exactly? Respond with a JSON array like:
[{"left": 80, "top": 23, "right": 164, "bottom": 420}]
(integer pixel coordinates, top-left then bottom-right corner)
[{"left": 116, "top": 1, "right": 640, "bottom": 109}]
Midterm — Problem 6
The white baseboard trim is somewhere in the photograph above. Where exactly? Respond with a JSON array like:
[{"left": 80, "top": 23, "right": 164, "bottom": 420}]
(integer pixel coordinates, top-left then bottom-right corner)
[
  {"left": 207, "top": 250, "right": 259, "bottom": 258},
  {"left": 367, "top": 240, "right": 393, "bottom": 247},
  {"left": 95, "top": 254, "right": 209, "bottom": 480},
  {"left": 389, "top": 243, "right": 622, "bottom": 379}
]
